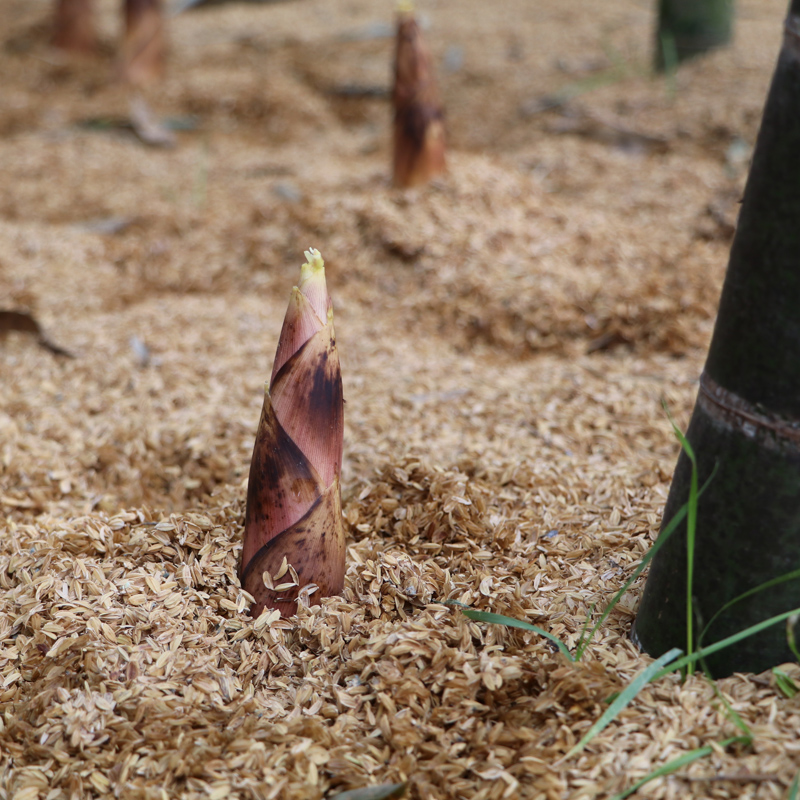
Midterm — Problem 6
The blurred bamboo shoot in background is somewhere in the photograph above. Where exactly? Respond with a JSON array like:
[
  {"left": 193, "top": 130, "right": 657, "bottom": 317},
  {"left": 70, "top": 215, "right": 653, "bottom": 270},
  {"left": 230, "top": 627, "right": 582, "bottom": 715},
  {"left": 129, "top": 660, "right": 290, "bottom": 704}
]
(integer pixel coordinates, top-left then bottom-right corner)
[{"left": 392, "top": 5, "right": 446, "bottom": 188}]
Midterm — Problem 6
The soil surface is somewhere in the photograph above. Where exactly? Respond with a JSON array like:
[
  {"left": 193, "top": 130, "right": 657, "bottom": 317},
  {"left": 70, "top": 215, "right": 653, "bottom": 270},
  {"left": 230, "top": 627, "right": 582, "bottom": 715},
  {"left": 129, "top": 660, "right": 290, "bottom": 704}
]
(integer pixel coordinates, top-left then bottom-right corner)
[{"left": 1, "top": 1, "right": 799, "bottom": 799}]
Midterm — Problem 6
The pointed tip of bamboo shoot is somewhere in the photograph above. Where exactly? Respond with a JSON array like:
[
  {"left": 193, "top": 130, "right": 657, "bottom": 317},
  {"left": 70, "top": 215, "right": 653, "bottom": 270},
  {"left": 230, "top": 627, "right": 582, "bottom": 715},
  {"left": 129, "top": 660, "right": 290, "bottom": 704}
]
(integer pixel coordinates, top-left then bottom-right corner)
[
  {"left": 396, "top": 0, "right": 415, "bottom": 15},
  {"left": 300, "top": 248, "right": 325, "bottom": 286},
  {"left": 297, "top": 247, "right": 331, "bottom": 323}
]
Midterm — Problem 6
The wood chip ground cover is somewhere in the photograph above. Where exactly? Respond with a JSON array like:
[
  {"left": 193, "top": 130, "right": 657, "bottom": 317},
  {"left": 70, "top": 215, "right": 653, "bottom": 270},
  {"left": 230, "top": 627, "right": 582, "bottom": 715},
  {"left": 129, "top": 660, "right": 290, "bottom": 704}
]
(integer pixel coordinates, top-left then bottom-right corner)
[{"left": 1, "top": 0, "right": 798, "bottom": 797}]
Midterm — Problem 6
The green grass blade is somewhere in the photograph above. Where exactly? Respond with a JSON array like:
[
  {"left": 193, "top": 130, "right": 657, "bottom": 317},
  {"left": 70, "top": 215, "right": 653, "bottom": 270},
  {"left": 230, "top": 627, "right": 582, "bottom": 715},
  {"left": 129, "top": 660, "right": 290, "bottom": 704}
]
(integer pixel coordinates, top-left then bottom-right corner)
[
  {"left": 460, "top": 456, "right": 718, "bottom": 665},
  {"left": 328, "top": 784, "right": 407, "bottom": 800},
  {"left": 707, "top": 679, "right": 752, "bottom": 740},
  {"left": 531, "top": 64, "right": 628, "bottom": 112},
  {"left": 787, "top": 615, "right": 800, "bottom": 663},
  {"left": 575, "top": 598, "right": 599, "bottom": 655},
  {"left": 575, "top": 506, "right": 686, "bottom": 659},
  {"left": 608, "top": 736, "right": 748, "bottom": 800},
  {"left": 660, "top": 32, "right": 679, "bottom": 99},
  {"left": 787, "top": 769, "right": 800, "bottom": 800},
  {"left": 450, "top": 407, "right": 715, "bottom": 668},
  {"left": 575, "top": 462, "right": 717, "bottom": 660},
  {"left": 652, "top": 605, "right": 800, "bottom": 681},
  {"left": 664, "top": 404, "right": 698, "bottom": 671},
  {"left": 773, "top": 667, "right": 799, "bottom": 699},
  {"left": 562, "top": 647, "right": 682, "bottom": 760},
  {"left": 453, "top": 605, "right": 575, "bottom": 662},
  {"left": 698, "top": 568, "right": 800, "bottom": 650}
]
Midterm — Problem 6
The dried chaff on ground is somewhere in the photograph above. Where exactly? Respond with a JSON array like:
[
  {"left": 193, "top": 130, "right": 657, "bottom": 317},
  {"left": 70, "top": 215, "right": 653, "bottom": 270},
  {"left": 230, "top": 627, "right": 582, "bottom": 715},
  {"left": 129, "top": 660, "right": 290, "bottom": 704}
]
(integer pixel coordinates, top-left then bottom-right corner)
[{"left": 2, "top": 0, "right": 800, "bottom": 798}]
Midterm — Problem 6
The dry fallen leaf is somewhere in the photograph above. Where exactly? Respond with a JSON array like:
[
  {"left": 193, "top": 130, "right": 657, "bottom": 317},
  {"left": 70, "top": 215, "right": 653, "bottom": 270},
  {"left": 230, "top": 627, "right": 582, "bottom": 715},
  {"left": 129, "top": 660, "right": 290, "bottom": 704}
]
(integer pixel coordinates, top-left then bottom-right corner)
[
  {"left": 129, "top": 96, "right": 176, "bottom": 148},
  {"left": 0, "top": 309, "right": 75, "bottom": 358}
]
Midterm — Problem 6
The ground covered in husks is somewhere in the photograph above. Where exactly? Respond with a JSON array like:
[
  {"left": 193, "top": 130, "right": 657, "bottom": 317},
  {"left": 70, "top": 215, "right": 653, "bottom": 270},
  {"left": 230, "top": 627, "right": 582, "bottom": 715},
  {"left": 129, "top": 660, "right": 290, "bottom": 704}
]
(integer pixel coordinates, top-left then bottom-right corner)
[{"left": 2, "top": 0, "right": 799, "bottom": 798}]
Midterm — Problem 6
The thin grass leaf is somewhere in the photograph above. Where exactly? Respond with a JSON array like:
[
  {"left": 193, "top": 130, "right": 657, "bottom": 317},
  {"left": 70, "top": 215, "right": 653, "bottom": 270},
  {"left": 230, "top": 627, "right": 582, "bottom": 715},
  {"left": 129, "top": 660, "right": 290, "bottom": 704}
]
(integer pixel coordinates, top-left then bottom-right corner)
[
  {"left": 773, "top": 667, "right": 799, "bottom": 699},
  {"left": 697, "top": 568, "right": 800, "bottom": 650},
  {"left": 575, "top": 598, "right": 599, "bottom": 654},
  {"left": 660, "top": 32, "right": 679, "bottom": 99},
  {"left": 575, "top": 463, "right": 717, "bottom": 660},
  {"left": 660, "top": 32, "right": 678, "bottom": 75},
  {"left": 453, "top": 459, "right": 718, "bottom": 666},
  {"left": 652, "top": 605, "right": 800, "bottom": 682},
  {"left": 706, "top": 678, "right": 752, "bottom": 740},
  {"left": 561, "top": 647, "right": 682, "bottom": 761},
  {"left": 787, "top": 769, "right": 800, "bottom": 800},
  {"left": 451, "top": 604, "right": 574, "bottom": 662},
  {"left": 575, "top": 502, "right": 685, "bottom": 660},
  {"left": 664, "top": 402, "right": 698, "bottom": 672},
  {"left": 787, "top": 614, "right": 800, "bottom": 663},
  {"left": 522, "top": 64, "right": 628, "bottom": 114},
  {"left": 608, "top": 736, "right": 748, "bottom": 800},
  {"left": 328, "top": 783, "right": 407, "bottom": 800},
  {"left": 695, "top": 643, "right": 751, "bottom": 739}
]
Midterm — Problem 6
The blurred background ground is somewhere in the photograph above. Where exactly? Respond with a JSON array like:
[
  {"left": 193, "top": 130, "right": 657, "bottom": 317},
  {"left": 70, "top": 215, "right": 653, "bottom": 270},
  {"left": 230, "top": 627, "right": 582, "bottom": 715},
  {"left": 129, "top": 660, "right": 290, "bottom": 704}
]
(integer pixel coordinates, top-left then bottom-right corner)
[{"left": 1, "top": 1, "right": 799, "bottom": 799}]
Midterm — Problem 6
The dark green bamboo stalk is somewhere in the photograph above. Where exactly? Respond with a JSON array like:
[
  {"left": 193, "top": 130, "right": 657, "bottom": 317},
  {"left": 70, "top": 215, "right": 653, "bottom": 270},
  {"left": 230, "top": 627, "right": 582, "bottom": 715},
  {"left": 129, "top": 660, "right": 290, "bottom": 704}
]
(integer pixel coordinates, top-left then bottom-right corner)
[
  {"left": 633, "top": 0, "right": 800, "bottom": 677},
  {"left": 654, "top": 0, "right": 734, "bottom": 71}
]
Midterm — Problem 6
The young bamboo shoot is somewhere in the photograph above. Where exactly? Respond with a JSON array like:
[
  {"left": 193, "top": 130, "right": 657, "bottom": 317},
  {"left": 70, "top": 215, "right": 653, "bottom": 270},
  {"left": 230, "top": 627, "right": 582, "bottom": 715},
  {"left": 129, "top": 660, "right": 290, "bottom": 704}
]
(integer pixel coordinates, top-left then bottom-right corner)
[
  {"left": 52, "top": 0, "right": 96, "bottom": 55},
  {"left": 239, "top": 249, "right": 345, "bottom": 618},
  {"left": 119, "top": 0, "right": 166, "bottom": 86},
  {"left": 392, "top": 6, "right": 446, "bottom": 188}
]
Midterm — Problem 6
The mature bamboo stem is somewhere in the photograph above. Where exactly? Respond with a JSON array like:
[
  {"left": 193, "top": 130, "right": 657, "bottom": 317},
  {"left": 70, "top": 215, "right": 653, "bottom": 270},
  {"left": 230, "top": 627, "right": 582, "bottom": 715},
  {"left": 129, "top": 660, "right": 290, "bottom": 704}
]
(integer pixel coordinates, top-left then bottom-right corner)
[
  {"left": 634, "top": 0, "right": 800, "bottom": 677},
  {"left": 654, "top": 0, "right": 734, "bottom": 71}
]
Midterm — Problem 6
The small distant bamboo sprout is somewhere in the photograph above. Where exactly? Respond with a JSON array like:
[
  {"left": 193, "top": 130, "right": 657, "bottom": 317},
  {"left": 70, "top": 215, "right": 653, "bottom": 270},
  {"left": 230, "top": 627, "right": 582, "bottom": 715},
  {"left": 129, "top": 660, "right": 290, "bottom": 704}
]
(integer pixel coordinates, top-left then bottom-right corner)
[
  {"left": 52, "top": 0, "right": 96, "bottom": 55},
  {"left": 392, "top": 4, "right": 446, "bottom": 188},
  {"left": 239, "top": 249, "right": 346, "bottom": 618},
  {"left": 119, "top": 0, "right": 166, "bottom": 87}
]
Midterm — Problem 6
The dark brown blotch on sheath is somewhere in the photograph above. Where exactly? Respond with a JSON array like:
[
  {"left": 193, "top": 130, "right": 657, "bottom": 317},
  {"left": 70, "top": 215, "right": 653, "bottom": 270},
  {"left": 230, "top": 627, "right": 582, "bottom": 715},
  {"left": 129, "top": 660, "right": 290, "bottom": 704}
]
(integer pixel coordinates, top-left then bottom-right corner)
[
  {"left": 270, "top": 326, "right": 344, "bottom": 484},
  {"left": 240, "top": 397, "right": 322, "bottom": 574}
]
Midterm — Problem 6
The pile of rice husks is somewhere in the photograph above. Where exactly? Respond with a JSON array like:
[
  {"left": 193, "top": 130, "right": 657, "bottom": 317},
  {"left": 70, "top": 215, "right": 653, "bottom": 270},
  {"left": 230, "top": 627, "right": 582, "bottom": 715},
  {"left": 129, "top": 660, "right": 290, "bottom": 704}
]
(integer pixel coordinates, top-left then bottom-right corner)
[{"left": 2, "top": 0, "right": 800, "bottom": 797}]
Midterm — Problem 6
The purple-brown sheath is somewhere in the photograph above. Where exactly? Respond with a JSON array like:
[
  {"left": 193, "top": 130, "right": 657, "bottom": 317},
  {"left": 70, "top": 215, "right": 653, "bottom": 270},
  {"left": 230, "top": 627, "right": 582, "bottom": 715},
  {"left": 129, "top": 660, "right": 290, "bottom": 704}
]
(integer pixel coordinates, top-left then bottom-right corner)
[{"left": 239, "top": 249, "right": 345, "bottom": 618}]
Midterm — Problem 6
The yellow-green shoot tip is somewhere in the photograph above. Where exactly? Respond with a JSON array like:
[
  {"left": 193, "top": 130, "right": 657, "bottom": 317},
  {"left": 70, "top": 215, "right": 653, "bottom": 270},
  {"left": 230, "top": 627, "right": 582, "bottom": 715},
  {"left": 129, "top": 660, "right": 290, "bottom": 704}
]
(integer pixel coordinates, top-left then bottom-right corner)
[
  {"left": 396, "top": 0, "right": 415, "bottom": 13},
  {"left": 301, "top": 248, "right": 324, "bottom": 274},
  {"left": 297, "top": 248, "right": 330, "bottom": 319}
]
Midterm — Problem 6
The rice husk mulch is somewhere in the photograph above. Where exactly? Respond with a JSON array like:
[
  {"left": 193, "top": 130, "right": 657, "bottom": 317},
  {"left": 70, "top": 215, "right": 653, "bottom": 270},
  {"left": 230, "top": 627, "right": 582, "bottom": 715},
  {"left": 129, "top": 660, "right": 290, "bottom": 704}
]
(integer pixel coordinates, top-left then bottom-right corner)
[{"left": 2, "top": 0, "right": 800, "bottom": 798}]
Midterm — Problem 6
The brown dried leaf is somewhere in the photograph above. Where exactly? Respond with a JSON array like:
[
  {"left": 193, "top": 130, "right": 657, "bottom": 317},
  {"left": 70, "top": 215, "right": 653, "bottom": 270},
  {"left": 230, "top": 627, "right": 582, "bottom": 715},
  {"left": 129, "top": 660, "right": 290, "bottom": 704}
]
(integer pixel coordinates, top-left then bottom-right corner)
[
  {"left": 0, "top": 310, "right": 74, "bottom": 358},
  {"left": 129, "top": 97, "right": 175, "bottom": 148}
]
